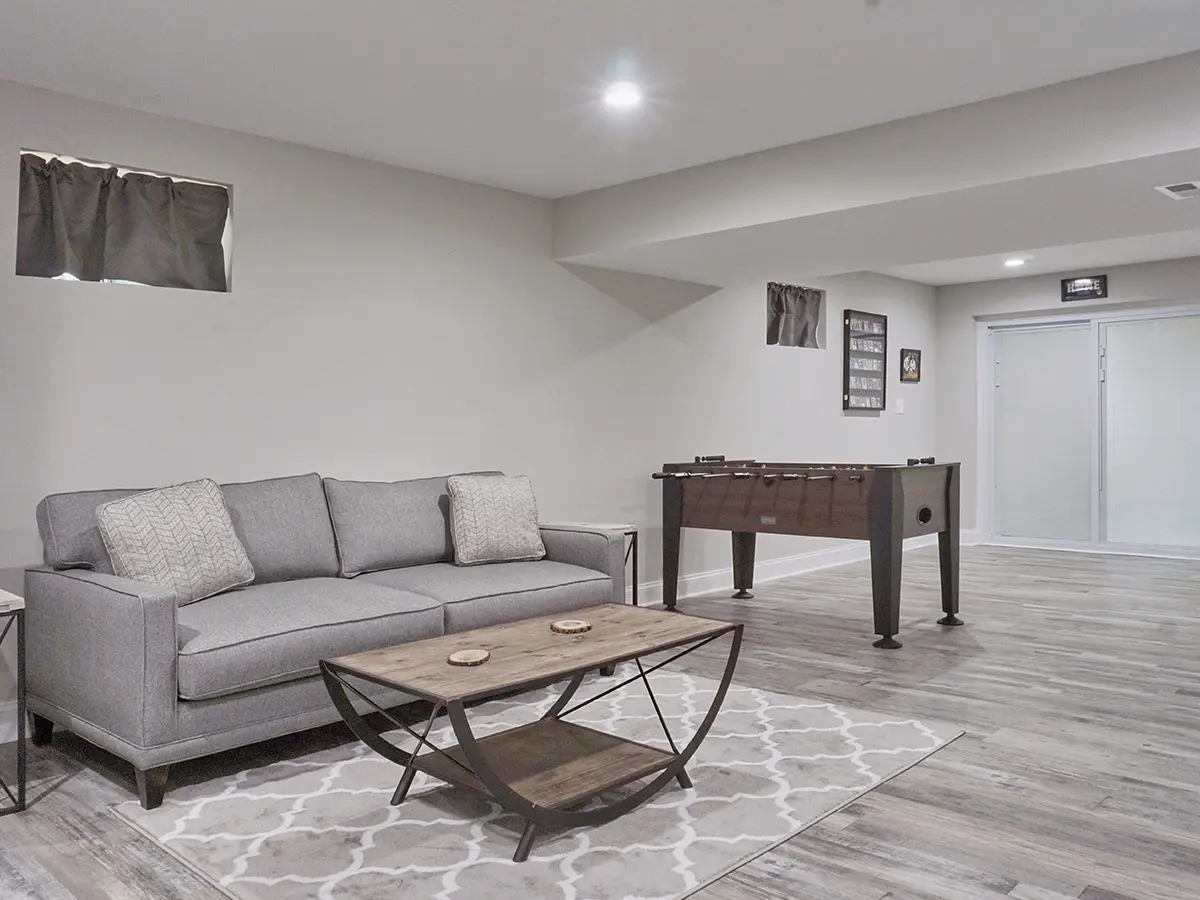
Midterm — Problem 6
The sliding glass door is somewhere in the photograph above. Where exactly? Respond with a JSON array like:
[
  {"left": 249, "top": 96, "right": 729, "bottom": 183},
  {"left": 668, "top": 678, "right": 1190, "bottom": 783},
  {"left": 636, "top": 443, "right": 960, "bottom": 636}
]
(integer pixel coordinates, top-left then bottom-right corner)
[
  {"left": 1102, "top": 314, "right": 1200, "bottom": 548},
  {"left": 993, "top": 325, "right": 1094, "bottom": 541}
]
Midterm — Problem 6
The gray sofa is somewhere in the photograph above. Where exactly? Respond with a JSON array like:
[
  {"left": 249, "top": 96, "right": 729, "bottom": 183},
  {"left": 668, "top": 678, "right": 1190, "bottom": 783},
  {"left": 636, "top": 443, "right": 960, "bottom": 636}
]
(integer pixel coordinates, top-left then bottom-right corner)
[{"left": 24, "top": 471, "right": 624, "bottom": 808}]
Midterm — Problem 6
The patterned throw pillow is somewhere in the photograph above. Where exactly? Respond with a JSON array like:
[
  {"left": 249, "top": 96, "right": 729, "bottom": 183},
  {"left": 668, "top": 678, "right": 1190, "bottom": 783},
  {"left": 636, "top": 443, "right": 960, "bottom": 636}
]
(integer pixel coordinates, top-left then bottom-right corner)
[
  {"left": 96, "top": 478, "right": 255, "bottom": 605},
  {"left": 446, "top": 474, "right": 546, "bottom": 566}
]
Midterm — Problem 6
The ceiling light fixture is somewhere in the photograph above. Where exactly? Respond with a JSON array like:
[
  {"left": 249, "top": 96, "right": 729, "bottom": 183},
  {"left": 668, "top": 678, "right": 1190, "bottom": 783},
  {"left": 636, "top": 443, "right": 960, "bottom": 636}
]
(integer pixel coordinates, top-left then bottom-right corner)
[
  {"left": 1004, "top": 258, "right": 1027, "bottom": 268},
  {"left": 603, "top": 81, "right": 642, "bottom": 110}
]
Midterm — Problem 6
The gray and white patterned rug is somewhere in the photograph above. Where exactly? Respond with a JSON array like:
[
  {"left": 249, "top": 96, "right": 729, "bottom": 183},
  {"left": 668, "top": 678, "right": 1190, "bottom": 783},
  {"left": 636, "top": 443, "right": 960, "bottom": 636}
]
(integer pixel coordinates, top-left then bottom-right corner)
[{"left": 115, "top": 667, "right": 961, "bottom": 900}]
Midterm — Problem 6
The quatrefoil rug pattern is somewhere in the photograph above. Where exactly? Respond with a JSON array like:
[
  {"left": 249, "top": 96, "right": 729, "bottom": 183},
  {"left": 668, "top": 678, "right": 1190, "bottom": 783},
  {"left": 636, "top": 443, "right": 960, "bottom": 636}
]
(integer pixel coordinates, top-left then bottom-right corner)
[{"left": 115, "top": 668, "right": 962, "bottom": 900}]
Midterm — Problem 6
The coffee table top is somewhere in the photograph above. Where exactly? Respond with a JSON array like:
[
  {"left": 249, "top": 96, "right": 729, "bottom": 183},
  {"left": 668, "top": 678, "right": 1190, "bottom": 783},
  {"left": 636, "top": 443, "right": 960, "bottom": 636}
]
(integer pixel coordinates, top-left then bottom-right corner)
[{"left": 325, "top": 604, "right": 736, "bottom": 704}]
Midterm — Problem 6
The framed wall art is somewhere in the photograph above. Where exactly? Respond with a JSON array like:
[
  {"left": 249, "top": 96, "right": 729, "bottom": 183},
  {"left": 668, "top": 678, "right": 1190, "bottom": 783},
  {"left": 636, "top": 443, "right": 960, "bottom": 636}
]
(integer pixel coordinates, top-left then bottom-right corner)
[
  {"left": 843, "top": 309, "right": 887, "bottom": 410},
  {"left": 900, "top": 348, "right": 922, "bottom": 383}
]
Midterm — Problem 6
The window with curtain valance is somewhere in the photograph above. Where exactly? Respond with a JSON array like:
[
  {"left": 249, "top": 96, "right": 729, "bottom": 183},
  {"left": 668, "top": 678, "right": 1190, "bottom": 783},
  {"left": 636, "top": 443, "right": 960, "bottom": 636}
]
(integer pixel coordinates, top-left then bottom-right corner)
[
  {"left": 15, "top": 153, "right": 231, "bottom": 292},
  {"left": 766, "top": 282, "right": 824, "bottom": 349}
]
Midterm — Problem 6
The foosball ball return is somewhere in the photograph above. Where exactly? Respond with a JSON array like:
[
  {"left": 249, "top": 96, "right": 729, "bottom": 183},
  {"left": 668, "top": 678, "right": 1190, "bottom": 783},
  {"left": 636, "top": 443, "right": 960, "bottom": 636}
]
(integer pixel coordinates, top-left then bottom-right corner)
[{"left": 652, "top": 457, "right": 962, "bottom": 649}]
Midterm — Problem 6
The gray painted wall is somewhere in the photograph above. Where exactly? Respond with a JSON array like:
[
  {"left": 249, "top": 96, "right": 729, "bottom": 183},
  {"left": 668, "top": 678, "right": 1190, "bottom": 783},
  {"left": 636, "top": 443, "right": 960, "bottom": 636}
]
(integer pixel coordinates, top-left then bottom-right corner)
[{"left": 0, "top": 79, "right": 937, "bottom": 738}]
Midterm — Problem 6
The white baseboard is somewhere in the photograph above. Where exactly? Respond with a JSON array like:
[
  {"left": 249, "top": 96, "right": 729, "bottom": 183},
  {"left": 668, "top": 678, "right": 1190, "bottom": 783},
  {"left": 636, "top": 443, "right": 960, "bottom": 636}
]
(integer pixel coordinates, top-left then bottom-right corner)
[
  {"left": 628, "top": 530, "right": 983, "bottom": 606},
  {"left": 975, "top": 534, "right": 1199, "bottom": 560}
]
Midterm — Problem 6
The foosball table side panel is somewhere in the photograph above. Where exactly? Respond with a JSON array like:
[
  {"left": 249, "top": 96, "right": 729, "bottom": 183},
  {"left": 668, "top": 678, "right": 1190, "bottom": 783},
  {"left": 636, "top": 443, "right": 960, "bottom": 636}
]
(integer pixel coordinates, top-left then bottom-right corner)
[
  {"left": 678, "top": 476, "right": 874, "bottom": 541},
  {"left": 897, "top": 464, "right": 956, "bottom": 538}
]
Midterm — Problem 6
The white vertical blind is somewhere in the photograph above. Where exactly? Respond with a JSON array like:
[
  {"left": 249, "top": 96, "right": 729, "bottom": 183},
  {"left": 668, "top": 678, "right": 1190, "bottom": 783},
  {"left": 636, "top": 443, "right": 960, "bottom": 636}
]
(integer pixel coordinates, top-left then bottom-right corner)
[
  {"left": 1103, "top": 315, "right": 1200, "bottom": 548},
  {"left": 994, "top": 326, "right": 1093, "bottom": 541}
]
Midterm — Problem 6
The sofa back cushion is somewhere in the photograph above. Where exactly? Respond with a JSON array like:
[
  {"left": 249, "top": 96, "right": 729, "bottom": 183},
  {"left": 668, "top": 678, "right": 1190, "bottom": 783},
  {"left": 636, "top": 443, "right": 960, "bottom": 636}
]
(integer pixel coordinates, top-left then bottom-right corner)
[
  {"left": 323, "top": 473, "right": 500, "bottom": 577},
  {"left": 37, "top": 472, "right": 339, "bottom": 581},
  {"left": 220, "top": 473, "right": 339, "bottom": 583},
  {"left": 37, "top": 488, "right": 142, "bottom": 572}
]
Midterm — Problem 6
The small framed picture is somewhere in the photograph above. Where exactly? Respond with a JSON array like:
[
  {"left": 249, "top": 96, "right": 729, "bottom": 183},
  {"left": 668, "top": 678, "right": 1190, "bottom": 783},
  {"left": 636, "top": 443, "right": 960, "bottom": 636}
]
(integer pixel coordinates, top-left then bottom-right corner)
[{"left": 900, "top": 348, "right": 921, "bottom": 383}]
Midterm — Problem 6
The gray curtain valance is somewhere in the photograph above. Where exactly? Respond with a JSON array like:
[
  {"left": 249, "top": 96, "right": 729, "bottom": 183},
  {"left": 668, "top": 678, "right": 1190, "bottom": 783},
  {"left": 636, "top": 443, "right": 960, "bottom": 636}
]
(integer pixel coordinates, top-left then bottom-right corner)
[
  {"left": 16, "top": 154, "right": 229, "bottom": 292},
  {"left": 767, "top": 282, "right": 823, "bottom": 348}
]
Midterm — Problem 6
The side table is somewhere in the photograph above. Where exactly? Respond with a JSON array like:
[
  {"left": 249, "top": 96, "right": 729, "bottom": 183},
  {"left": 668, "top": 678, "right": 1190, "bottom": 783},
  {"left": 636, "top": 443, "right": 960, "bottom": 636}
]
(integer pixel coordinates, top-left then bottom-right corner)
[
  {"left": 0, "top": 590, "right": 24, "bottom": 815},
  {"left": 542, "top": 523, "right": 639, "bottom": 606}
]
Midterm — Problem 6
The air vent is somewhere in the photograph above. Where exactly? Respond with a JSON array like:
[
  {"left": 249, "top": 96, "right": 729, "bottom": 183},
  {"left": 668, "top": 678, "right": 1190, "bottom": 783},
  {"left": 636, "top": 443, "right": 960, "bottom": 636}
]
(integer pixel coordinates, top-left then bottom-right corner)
[{"left": 1155, "top": 182, "right": 1200, "bottom": 200}]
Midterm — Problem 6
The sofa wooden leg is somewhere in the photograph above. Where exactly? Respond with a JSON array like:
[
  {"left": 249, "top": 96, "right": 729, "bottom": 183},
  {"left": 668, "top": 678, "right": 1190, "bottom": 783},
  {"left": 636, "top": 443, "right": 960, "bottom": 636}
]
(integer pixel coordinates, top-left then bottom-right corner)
[
  {"left": 135, "top": 765, "right": 170, "bottom": 810},
  {"left": 29, "top": 712, "right": 54, "bottom": 747}
]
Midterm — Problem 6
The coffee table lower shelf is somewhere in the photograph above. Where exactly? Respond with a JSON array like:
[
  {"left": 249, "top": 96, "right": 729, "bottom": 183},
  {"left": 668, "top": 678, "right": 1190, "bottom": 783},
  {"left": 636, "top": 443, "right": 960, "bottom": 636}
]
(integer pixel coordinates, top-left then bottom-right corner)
[{"left": 408, "top": 718, "right": 676, "bottom": 812}]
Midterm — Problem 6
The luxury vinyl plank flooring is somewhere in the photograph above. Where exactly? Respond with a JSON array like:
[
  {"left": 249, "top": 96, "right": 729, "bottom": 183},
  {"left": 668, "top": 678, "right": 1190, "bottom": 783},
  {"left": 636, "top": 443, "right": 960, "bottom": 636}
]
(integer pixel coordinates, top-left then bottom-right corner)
[{"left": 0, "top": 545, "right": 1197, "bottom": 899}]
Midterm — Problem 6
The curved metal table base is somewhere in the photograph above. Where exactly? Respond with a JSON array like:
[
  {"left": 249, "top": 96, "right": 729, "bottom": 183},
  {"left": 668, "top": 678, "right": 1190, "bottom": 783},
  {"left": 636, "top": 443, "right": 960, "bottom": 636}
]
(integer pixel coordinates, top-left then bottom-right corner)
[{"left": 321, "top": 626, "right": 742, "bottom": 862}]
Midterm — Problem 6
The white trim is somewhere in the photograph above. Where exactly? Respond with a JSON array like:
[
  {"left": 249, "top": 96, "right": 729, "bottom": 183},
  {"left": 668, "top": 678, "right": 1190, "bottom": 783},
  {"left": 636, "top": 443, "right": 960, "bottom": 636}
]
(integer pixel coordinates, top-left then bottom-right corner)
[
  {"left": 976, "top": 319, "right": 994, "bottom": 545},
  {"left": 21, "top": 148, "right": 227, "bottom": 187},
  {"left": 628, "top": 531, "right": 983, "bottom": 606},
  {"left": 976, "top": 535, "right": 1200, "bottom": 561}
]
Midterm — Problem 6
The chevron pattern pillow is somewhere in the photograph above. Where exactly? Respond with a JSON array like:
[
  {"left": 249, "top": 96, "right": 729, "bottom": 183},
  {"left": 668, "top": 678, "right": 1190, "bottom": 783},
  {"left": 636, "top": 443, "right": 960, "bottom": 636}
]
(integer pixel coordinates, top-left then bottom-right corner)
[
  {"left": 96, "top": 478, "right": 255, "bottom": 605},
  {"left": 446, "top": 474, "right": 546, "bottom": 566}
]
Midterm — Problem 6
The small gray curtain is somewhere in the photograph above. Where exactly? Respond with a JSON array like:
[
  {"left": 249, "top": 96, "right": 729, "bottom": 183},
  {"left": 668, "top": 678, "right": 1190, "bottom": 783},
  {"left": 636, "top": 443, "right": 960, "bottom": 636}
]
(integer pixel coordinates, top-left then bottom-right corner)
[
  {"left": 767, "top": 282, "right": 823, "bottom": 348},
  {"left": 16, "top": 154, "right": 229, "bottom": 292}
]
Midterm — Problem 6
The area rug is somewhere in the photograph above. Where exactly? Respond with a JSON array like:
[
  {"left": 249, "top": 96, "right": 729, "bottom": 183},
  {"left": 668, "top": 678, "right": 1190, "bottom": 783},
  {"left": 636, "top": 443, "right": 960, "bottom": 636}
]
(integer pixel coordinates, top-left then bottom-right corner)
[{"left": 115, "top": 666, "right": 962, "bottom": 900}]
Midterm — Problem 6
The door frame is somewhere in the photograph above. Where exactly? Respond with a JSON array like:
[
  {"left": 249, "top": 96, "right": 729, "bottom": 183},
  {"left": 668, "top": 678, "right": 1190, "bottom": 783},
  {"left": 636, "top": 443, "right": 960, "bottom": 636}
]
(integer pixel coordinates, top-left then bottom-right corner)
[{"left": 976, "top": 303, "right": 1200, "bottom": 558}]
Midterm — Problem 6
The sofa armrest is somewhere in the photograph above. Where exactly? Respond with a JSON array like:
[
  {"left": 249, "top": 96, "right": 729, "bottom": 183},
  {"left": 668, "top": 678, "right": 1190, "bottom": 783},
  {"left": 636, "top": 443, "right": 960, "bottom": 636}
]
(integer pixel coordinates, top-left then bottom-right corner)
[
  {"left": 539, "top": 525, "right": 626, "bottom": 604},
  {"left": 24, "top": 566, "right": 178, "bottom": 748}
]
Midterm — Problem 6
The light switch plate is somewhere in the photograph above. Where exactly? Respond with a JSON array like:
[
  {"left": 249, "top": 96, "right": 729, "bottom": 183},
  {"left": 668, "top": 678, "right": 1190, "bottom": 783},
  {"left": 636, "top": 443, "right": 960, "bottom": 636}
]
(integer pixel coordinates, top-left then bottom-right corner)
[{"left": 895, "top": 398, "right": 905, "bottom": 414}]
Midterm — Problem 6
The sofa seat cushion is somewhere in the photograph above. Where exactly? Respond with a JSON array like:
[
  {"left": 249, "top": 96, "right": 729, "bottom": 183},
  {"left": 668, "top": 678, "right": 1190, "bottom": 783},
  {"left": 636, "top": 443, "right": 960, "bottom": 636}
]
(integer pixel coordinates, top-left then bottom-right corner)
[
  {"left": 176, "top": 578, "right": 444, "bottom": 701},
  {"left": 359, "top": 561, "right": 611, "bottom": 633}
]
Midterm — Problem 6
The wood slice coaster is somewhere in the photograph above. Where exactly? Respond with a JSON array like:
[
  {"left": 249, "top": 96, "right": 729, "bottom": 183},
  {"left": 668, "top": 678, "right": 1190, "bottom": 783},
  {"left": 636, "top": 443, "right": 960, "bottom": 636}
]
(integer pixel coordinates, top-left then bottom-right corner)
[
  {"left": 447, "top": 648, "right": 491, "bottom": 667},
  {"left": 550, "top": 619, "right": 592, "bottom": 635}
]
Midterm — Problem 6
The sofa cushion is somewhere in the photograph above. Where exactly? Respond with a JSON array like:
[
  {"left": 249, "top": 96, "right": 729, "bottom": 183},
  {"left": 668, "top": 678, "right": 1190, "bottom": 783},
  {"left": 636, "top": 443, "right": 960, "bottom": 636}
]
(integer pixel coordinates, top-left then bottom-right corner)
[
  {"left": 37, "top": 487, "right": 142, "bottom": 572},
  {"left": 447, "top": 474, "right": 546, "bottom": 566},
  {"left": 323, "top": 472, "right": 500, "bottom": 577},
  {"left": 176, "top": 577, "right": 443, "bottom": 701},
  {"left": 359, "top": 560, "right": 610, "bottom": 633},
  {"left": 96, "top": 479, "right": 256, "bottom": 606},
  {"left": 221, "top": 473, "right": 339, "bottom": 583},
  {"left": 36, "top": 473, "right": 338, "bottom": 577}
]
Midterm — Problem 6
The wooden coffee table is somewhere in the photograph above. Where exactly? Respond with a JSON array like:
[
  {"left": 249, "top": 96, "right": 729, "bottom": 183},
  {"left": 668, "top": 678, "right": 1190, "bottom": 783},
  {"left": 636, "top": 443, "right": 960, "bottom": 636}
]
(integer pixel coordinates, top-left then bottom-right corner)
[{"left": 320, "top": 604, "right": 742, "bottom": 862}]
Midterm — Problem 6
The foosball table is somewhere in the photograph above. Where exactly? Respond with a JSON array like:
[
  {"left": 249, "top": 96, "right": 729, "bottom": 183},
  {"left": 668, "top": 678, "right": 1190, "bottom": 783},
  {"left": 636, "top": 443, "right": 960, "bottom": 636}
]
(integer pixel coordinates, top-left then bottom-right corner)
[{"left": 652, "top": 457, "right": 962, "bottom": 649}]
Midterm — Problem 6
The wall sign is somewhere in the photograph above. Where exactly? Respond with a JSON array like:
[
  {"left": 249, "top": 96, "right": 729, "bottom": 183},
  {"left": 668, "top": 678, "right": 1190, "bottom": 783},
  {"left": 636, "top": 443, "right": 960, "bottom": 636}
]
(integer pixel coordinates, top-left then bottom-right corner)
[{"left": 1061, "top": 274, "right": 1107, "bottom": 302}]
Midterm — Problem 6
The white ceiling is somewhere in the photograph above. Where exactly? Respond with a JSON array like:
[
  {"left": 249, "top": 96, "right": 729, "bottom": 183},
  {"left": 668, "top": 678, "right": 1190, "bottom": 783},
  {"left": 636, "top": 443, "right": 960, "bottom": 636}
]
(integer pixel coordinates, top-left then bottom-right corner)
[
  {"left": 3, "top": 0, "right": 1200, "bottom": 198},
  {"left": 875, "top": 229, "right": 1200, "bottom": 287}
]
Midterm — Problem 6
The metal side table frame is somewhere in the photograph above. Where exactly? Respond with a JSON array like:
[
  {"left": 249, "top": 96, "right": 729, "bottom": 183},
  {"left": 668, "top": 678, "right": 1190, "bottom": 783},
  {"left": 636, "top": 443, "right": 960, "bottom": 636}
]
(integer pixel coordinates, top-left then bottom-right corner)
[{"left": 0, "top": 591, "right": 25, "bottom": 816}]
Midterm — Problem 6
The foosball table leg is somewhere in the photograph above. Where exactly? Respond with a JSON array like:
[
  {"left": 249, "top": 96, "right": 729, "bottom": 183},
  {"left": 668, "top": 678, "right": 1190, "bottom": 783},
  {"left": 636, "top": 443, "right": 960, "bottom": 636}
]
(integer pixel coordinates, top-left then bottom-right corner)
[
  {"left": 937, "top": 463, "right": 964, "bottom": 627},
  {"left": 731, "top": 531, "right": 756, "bottom": 599},
  {"left": 662, "top": 478, "right": 683, "bottom": 610},
  {"left": 868, "top": 472, "right": 904, "bottom": 649}
]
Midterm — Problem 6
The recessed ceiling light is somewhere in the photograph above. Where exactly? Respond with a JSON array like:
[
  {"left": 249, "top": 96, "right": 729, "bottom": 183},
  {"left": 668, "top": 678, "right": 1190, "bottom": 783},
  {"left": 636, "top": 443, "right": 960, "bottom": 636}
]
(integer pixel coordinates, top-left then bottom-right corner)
[
  {"left": 1004, "top": 258, "right": 1027, "bottom": 268},
  {"left": 603, "top": 81, "right": 642, "bottom": 110}
]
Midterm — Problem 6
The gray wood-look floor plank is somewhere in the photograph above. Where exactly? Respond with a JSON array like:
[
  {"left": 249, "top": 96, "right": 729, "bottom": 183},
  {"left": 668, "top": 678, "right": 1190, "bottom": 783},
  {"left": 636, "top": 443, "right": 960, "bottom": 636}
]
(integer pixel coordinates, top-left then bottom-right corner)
[{"left": 1, "top": 545, "right": 1197, "bottom": 899}]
